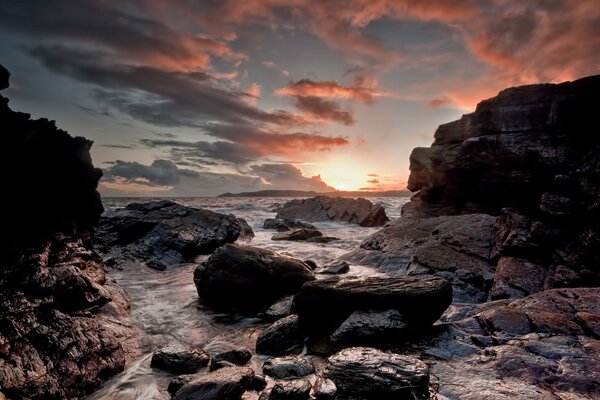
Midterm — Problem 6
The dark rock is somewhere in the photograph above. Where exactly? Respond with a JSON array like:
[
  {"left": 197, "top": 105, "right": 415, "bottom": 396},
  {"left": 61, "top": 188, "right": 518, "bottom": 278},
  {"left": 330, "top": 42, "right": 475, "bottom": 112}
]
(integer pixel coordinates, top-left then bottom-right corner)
[
  {"left": 95, "top": 200, "right": 254, "bottom": 267},
  {"left": 261, "top": 296, "right": 294, "bottom": 321},
  {"left": 210, "top": 360, "right": 236, "bottom": 371},
  {"left": 306, "top": 236, "right": 340, "bottom": 243},
  {"left": 272, "top": 228, "right": 323, "bottom": 241},
  {"left": 150, "top": 343, "right": 210, "bottom": 374},
  {"left": 248, "top": 374, "right": 268, "bottom": 391},
  {"left": 212, "top": 346, "right": 252, "bottom": 366},
  {"left": 276, "top": 196, "right": 389, "bottom": 227},
  {"left": 304, "top": 260, "right": 318, "bottom": 270},
  {"left": 264, "top": 218, "right": 316, "bottom": 232},
  {"left": 269, "top": 379, "right": 312, "bottom": 400},
  {"left": 262, "top": 356, "right": 315, "bottom": 379},
  {"left": 318, "top": 260, "right": 349, "bottom": 274},
  {"left": 312, "top": 377, "right": 337, "bottom": 400},
  {"left": 325, "top": 347, "right": 429, "bottom": 399},
  {"left": 146, "top": 259, "right": 167, "bottom": 271},
  {"left": 0, "top": 65, "right": 138, "bottom": 400},
  {"left": 194, "top": 244, "right": 315, "bottom": 312},
  {"left": 256, "top": 315, "right": 304, "bottom": 356},
  {"left": 329, "top": 309, "right": 408, "bottom": 348},
  {"left": 173, "top": 366, "right": 254, "bottom": 400},
  {"left": 490, "top": 257, "right": 547, "bottom": 299},
  {"left": 292, "top": 276, "right": 452, "bottom": 333},
  {"left": 168, "top": 375, "right": 194, "bottom": 395}
]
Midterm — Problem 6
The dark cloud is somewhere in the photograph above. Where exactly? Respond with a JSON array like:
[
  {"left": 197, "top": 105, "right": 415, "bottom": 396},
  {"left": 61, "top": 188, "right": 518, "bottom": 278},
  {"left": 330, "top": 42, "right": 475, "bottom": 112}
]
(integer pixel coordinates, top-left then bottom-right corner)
[
  {"left": 290, "top": 96, "right": 354, "bottom": 126},
  {"left": 428, "top": 97, "right": 451, "bottom": 108},
  {"left": 367, "top": 178, "right": 379, "bottom": 184},
  {"left": 250, "top": 164, "right": 335, "bottom": 192}
]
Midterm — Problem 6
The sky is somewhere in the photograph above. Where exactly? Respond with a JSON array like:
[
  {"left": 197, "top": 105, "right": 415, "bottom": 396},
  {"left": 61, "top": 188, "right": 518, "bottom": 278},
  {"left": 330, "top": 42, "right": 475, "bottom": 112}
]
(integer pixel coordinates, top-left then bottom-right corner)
[{"left": 1, "top": 1, "right": 599, "bottom": 196}]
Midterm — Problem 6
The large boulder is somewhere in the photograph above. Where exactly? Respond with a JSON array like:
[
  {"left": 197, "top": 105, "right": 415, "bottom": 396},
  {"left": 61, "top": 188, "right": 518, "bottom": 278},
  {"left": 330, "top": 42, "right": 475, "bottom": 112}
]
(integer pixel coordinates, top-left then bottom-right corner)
[
  {"left": 329, "top": 309, "right": 408, "bottom": 348},
  {"left": 95, "top": 200, "right": 254, "bottom": 267},
  {"left": 0, "top": 65, "right": 138, "bottom": 399},
  {"left": 292, "top": 276, "right": 452, "bottom": 333},
  {"left": 150, "top": 343, "right": 210, "bottom": 374},
  {"left": 325, "top": 347, "right": 430, "bottom": 399},
  {"left": 276, "top": 196, "right": 388, "bottom": 227},
  {"left": 194, "top": 244, "right": 315, "bottom": 312},
  {"left": 172, "top": 366, "right": 254, "bottom": 400},
  {"left": 256, "top": 315, "right": 304, "bottom": 356}
]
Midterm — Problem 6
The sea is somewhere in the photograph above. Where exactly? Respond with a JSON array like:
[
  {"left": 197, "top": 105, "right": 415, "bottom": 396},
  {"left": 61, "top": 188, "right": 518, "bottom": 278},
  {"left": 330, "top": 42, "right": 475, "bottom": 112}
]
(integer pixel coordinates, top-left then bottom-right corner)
[{"left": 89, "top": 196, "right": 410, "bottom": 399}]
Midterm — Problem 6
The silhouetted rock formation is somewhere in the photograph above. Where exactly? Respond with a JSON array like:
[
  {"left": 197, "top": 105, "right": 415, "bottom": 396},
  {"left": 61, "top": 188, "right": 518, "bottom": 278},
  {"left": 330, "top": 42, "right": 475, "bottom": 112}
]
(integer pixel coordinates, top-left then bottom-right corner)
[
  {"left": 276, "top": 196, "right": 389, "bottom": 227},
  {"left": 345, "top": 74, "right": 600, "bottom": 398},
  {"left": 95, "top": 200, "right": 254, "bottom": 268},
  {"left": 0, "top": 65, "right": 138, "bottom": 399}
]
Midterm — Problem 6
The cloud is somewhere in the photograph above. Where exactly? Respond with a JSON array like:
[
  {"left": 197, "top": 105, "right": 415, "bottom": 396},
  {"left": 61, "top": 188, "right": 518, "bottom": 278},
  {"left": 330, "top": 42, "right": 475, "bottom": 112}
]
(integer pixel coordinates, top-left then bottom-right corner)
[
  {"left": 367, "top": 178, "right": 379, "bottom": 184},
  {"left": 290, "top": 96, "right": 355, "bottom": 125},
  {"left": 100, "top": 159, "right": 336, "bottom": 196},
  {"left": 276, "top": 77, "right": 382, "bottom": 103},
  {"left": 428, "top": 97, "right": 451, "bottom": 108},
  {"left": 261, "top": 61, "right": 290, "bottom": 77}
]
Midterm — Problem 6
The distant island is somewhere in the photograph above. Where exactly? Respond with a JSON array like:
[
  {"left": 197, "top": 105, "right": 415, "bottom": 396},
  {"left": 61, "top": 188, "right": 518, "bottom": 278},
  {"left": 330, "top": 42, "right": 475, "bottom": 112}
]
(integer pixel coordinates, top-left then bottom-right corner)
[{"left": 217, "top": 189, "right": 412, "bottom": 198}]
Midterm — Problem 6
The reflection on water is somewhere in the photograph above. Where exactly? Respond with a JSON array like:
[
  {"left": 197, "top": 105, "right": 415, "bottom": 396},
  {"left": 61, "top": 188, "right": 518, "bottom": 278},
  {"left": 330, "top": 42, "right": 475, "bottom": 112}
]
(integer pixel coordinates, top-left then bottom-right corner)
[{"left": 90, "top": 197, "right": 409, "bottom": 399}]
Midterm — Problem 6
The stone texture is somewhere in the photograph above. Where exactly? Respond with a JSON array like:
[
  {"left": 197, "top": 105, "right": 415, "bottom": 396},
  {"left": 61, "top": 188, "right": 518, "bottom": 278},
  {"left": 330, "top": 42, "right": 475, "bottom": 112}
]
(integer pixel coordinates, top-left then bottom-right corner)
[
  {"left": 172, "top": 366, "right": 254, "bottom": 400},
  {"left": 269, "top": 379, "right": 312, "bottom": 400},
  {"left": 490, "top": 256, "right": 547, "bottom": 299},
  {"left": 276, "top": 196, "right": 389, "bottom": 227},
  {"left": 256, "top": 315, "right": 304, "bottom": 356},
  {"left": 263, "top": 218, "right": 316, "bottom": 232},
  {"left": 325, "top": 347, "right": 429, "bottom": 399},
  {"left": 150, "top": 343, "right": 210, "bottom": 373},
  {"left": 194, "top": 244, "right": 315, "bottom": 312},
  {"left": 262, "top": 356, "right": 315, "bottom": 379},
  {"left": 95, "top": 200, "right": 254, "bottom": 267},
  {"left": 329, "top": 309, "right": 408, "bottom": 348}
]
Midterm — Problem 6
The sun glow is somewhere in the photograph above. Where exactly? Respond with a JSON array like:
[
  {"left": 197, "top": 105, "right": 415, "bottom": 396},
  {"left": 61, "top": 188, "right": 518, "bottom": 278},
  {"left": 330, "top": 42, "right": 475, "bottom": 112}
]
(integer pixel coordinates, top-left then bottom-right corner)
[{"left": 313, "top": 163, "right": 372, "bottom": 191}]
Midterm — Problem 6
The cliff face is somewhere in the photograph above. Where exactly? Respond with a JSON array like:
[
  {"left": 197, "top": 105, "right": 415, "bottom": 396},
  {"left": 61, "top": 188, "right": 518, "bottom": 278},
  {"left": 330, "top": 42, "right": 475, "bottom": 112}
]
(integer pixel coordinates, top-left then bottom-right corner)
[{"left": 0, "top": 66, "right": 138, "bottom": 399}]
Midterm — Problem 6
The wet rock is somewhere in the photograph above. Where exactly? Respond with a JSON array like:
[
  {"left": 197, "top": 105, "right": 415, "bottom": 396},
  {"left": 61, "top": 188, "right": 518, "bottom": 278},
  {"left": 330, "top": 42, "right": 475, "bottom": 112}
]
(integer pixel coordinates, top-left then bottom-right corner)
[
  {"left": 264, "top": 218, "right": 316, "bottom": 232},
  {"left": 272, "top": 228, "right": 323, "bottom": 242},
  {"left": 325, "top": 347, "right": 429, "bottom": 399},
  {"left": 293, "top": 275, "right": 452, "bottom": 333},
  {"left": 261, "top": 296, "right": 294, "bottom": 321},
  {"left": 256, "top": 315, "right": 305, "bottom": 356},
  {"left": 269, "top": 379, "right": 312, "bottom": 400},
  {"left": 194, "top": 244, "right": 315, "bottom": 312},
  {"left": 276, "top": 196, "right": 389, "bottom": 227},
  {"left": 0, "top": 66, "right": 138, "bottom": 400},
  {"left": 312, "top": 377, "right": 337, "bottom": 400},
  {"left": 329, "top": 309, "right": 408, "bottom": 348},
  {"left": 304, "top": 260, "right": 318, "bottom": 270},
  {"left": 318, "top": 260, "right": 349, "bottom": 274},
  {"left": 262, "top": 356, "right": 315, "bottom": 379},
  {"left": 172, "top": 366, "right": 254, "bottom": 400},
  {"left": 490, "top": 257, "right": 547, "bottom": 299},
  {"left": 150, "top": 343, "right": 210, "bottom": 374},
  {"left": 212, "top": 346, "right": 252, "bottom": 366},
  {"left": 210, "top": 360, "right": 236, "bottom": 371},
  {"left": 249, "top": 374, "right": 268, "bottom": 391},
  {"left": 146, "top": 259, "right": 167, "bottom": 271},
  {"left": 306, "top": 236, "right": 340, "bottom": 243},
  {"left": 95, "top": 200, "right": 254, "bottom": 267},
  {"left": 168, "top": 375, "right": 194, "bottom": 395}
]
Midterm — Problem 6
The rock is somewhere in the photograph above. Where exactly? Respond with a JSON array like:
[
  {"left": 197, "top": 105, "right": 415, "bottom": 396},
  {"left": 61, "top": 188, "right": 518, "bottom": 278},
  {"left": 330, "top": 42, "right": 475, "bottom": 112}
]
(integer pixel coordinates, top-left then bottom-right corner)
[
  {"left": 304, "top": 260, "right": 318, "bottom": 270},
  {"left": 210, "top": 360, "right": 236, "bottom": 371},
  {"left": 173, "top": 366, "right": 254, "bottom": 400},
  {"left": 256, "top": 315, "right": 305, "bottom": 356},
  {"left": 312, "top": 377, "right": 337, "bottom": 400},
  {"left": 329, "top": 309, "right": 408, "bottom": 348},
  {"left": 248, "top": 374, "right": 268, "bottom": 391},
  {"left": 292, "top": 276, "right": 452, "bottom": 333},
  {"left": 325, "top": 347, "right": 429, "bottom": 399},
  {"left": 269, "top": 379, "right": 312, "bottom": 400},
  {"left": 306, "top": 236, "right": 340, "bottom": 243},
  {"left": 146, "top": 259, "right": 167, "bottom": 271},
  {"left": 150, "top": 343, "right": 210, "bottom": 374},
  {"left": 262, "top": 356, "right": 315, "bottom": 379},
  {"left": 194, "top": 244, "right": 315, "bottom": 312},
  {"left": 318, "top": 260, "right": 349, "bottom": 274},
  {"left": 0, "top": 65, "right": 138, "bottom": 400},
  {"left": 264, "top": 218, "right": 316, "bottom": 232},
  {"left": 261, "top": 296, "right": 294, "bottom": 321},
  {"left": 168, "top": 375, "right": 194, "bottom": 395},
  {"left": 272, "top": 228, "right": 323, "bottom": 241},
  {"left": 490, "top": 256, "right": 547, "bottom": 299},
  {"left": 276, "top": 196, "right": 389, "bottom": 227},
  {"left": 95, "top": 200, "right": 254, "bottom": 267},
  {"left": 212, "top": 346, "right": 252, "bottom": 366}
]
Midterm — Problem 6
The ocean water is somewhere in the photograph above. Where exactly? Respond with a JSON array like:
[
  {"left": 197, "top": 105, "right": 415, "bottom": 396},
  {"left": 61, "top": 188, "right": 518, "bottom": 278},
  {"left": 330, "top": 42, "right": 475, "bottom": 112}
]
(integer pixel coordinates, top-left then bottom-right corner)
[{"left": 90, "top": 197, "right": 409, "bottom": 400}]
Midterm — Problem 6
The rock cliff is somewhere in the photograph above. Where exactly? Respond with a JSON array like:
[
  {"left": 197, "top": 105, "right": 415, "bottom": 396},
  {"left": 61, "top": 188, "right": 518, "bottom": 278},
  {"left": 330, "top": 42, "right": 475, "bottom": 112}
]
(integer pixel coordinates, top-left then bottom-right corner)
[{"left": 0, "top": 65, "right": 138, "bottom": 399}]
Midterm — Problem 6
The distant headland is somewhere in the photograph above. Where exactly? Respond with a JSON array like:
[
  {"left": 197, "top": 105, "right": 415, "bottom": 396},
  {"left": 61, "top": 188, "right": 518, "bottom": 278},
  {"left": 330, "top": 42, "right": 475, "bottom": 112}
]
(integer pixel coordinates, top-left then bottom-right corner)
[{"left": 217, "top": 189, "right": 411, "bottom": 198}]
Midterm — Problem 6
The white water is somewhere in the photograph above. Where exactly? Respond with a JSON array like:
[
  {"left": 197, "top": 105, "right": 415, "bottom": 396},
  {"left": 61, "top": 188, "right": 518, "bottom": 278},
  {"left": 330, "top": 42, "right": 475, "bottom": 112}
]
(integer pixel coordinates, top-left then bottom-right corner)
[{"left": 89, "top": 197, "right": 409, "bottom": 399}]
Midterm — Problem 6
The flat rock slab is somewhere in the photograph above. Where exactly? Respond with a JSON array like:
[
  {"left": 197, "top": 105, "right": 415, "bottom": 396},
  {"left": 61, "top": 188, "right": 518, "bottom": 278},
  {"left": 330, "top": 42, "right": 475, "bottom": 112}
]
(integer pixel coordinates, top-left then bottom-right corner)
[
  {"left": 151, "top": 343, "right": 210, "bottom": 374},
  {"left": 95, "top": 200, "right": 254, "bottom": 267},
  {"left": 194, "top": 244, "right": 315, "bottom": 312},
  {"left": 276, "top": 196, "right": 388, "bottom": 227},
  {"left": 330, "top": 309, "right": 408, "bottom": 348},
  {"left": 325, "top": 347, "right": 429, "bottom": 399},
  {"left": 172, "top": 366, "right": 254, "bottom": 400},
  {"left": 292, "top": 275, "right": 452, "bottom": 333}
]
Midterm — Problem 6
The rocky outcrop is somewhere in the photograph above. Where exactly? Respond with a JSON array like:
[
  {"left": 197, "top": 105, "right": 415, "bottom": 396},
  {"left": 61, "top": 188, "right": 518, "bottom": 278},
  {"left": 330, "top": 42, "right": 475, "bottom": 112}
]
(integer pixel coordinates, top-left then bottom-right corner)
[
  {"left": 95, "top": 200, "right": 254, "bottom": 268},
  {"left": 0, "top": 65, "right": 138, "bottom": 399},
  {"left": 276, "top": 196, "right": 389, "bottom": 227},
  {"left": 325, "top": 347, "right": 430, "bottom": 399},
  {"left": 194, "top": 244, "right": 315, "bottom": 312}
]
